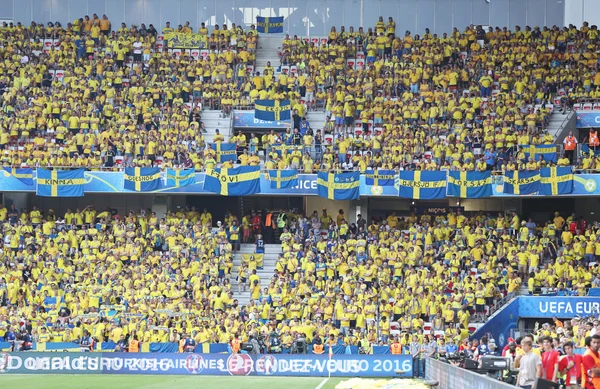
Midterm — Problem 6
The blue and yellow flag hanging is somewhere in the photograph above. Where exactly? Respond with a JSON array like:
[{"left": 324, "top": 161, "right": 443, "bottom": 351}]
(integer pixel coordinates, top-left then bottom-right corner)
[
  {"left": 37, "top": 169, "right": 85, "bottom": 197},
  {"left": 397, "top": 171, "right": 446, "bottom": 200},
  {"left": 167, "top": 168, "right": 195, "bottom": 188},
  {"left": 268, "top": 169, "right": 298, "bottom": 189},
  {"left": 522, "top": 144, "right": 558, "bottom": 163},
  {"left": 503, "top": 170, "right": 540, "bottom": 195},
  {"left": 208, "top": 143, "right": 237, "bottom": 162},
  {"left": 317, "top": 172, "right": 360, "bottom": 200},
  {"left": 3, "top": 167, "right": 33, "bottom": 185},
  {"left": 365, "top": 169, "right": 396, "bottom": 186},
  {"left": 255, "top": 99, "right": 291, "bottom": 121},
  {"left": 540, "top": 167, "right": 574, "bottom": 195},
  {"left": 581, "top": 144, "right": 600, "bottom": 157},
  {"left": 124, "top": 167, "right": 162, "bottom": 192},
  {"left": 447, "top": 171, "right": 493, "bottom": 198},
  {"left": 256, "top": 16, "right": 284, "bottom": 33},
  {"left": 204, "top": 166, "right": 261, "bottom": 196}
]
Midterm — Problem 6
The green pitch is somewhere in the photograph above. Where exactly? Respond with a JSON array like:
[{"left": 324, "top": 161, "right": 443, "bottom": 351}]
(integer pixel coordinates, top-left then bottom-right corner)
[{"left": 0, "top": 375, "right": 346, "bottom": 389}]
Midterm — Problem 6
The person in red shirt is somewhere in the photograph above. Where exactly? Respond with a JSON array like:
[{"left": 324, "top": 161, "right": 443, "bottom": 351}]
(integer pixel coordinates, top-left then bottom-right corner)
[
  {"left": 541, "top": 336, "right": 560, "bottom": 382},
  {"left": 582, "top": 335, "right": 600, "bottom": 389},
  {"left": 559, "top": 341, "right": 582, "bottom": 389}
]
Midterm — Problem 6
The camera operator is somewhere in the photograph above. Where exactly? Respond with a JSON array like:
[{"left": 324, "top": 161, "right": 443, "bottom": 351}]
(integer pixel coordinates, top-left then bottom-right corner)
[
  {"left": 291, "top": 332, "right": 308, "bottom": 354},
  {"left": 247, "top": 332, "right": 261, "bottom": 354},
  {"left": 269, "top": 331, "right": 282, "bottom": 353}
]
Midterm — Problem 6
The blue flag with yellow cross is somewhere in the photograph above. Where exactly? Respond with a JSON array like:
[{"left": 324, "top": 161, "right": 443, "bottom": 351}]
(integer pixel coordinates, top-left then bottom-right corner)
[
  {"left": 365, "top": 169, "right": 396, "bottom": 186},
  {"left": 167, "top": 168, "right": 195, "bottom": 188},
  {"left": 203, "top": 166, "right": 261, "bottom": 196},
  {"left": 521, "top": 144, "right": 557, "bottom": 163},
  {"left": 397, "top": 171, "right": 446, "bottom": 199},
  {"left": 317, "top": 172, "right": 360, "bottom": 200},
  {"left": 37, "top": 169, "right": 85, "bottom": 197},
  {"left": 268, "top": 169, "right": 298, "bottom": 189},
  {"left": 447, "top": 171, "right": 493, "bottom": 198},
  {"left": 503, "top": 170, "right": 540, "bottom": 195},
  {"left": 255, "top": 99, "right": 291, "bottom": 121},
  {"left": 3, "top": 167, "right": 33, "bottom": 185},
  {"left": 124, "top": 167, "right": 162, "bottom": 192},
  {"left": 256, "top": 16, "right": 284, "bottom": 33},
  {"left": 208, "top": 143, "right": 237, "bottom": 162},
  {"left": 540, "top": 167, "right": 574, "bottom": 195}
]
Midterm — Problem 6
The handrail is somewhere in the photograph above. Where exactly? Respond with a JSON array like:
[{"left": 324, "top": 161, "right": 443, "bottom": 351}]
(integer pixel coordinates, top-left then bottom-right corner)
[{"left": 553, "top": 110, "right": 575, "bottom": 142}]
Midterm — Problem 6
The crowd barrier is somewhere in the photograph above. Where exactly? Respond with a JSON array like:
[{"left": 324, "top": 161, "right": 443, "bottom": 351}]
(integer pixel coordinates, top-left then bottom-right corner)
[
  {"left": 425, "top": 358, "right": 514, "bottom": 389},
  {"left": 0, "top": 352, "right": 412, "bottom": 377}
]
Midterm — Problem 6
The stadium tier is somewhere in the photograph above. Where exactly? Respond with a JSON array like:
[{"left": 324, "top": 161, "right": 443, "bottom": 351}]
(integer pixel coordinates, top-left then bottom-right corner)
[{"left": 1, "top": 7, "right": 600, "bottom": 387}]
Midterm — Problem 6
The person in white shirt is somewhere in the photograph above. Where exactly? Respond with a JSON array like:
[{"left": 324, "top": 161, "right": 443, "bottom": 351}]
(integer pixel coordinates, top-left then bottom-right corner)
[{"left": 515, "top": 339, "right": 542, "bottom": 389}]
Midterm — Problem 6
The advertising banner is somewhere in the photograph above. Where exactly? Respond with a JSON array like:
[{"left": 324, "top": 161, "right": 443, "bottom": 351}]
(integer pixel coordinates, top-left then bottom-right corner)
[
  {"left": 519, "top": 296, "right": 600, "bottom": 318},
  {"left": 576, "top": 110, "right": 600, "bottom": 128},
  {"left": 233, "top": 111, "right": 291, "bottom": 129},
  {"left": 0, "top": 352, "right": 412, "bottom": 377}
]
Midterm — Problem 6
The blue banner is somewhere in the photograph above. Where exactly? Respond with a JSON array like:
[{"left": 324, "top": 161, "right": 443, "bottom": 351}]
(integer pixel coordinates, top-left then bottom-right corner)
[
  {"left": 256, "top": 16, "right": 284, "bottom": 33},
  {"left": 447, "top": 171, "right": 492, "bottom": 198},
  {"left": 166, "top": 169, "right": 195, "bottom": 188},
  {"left": 522, "top": 144, "right": 557, "bottom": 163},
  {"left": 204, "top": 166, "right": 261, "bottom": 196},
  {"left": 317, "top": 172, "right": 360, "bottom": 200},
  {"left": 233, "top": 111, "right": 290, "bottom": 128},
  {"left": 268, "top": 169, "right": 299, "bottom": 189},
  {"left": 37, "top": 169, "right": 85, "bottom": 197},
  {"left": 519, "top": 296, "right": 600, "bottom": 318},
  {"left": 208, "top": 143, "right": 237, "bottom": 162},
  {"left": 503, "top": 170, "right": 540, "bottom": 195},
  {"left": 0, "top": 352, "right": 412, "bottom": 377},
  {"left": 3, "top": 167, "right": 33, "bottom": 186},
  {"left": 124, "top": 167, "right": 162, "bottom": 192},
  {"left": 255, "top": 99, "right": 291, "bottom": 121},
  {"left": 398, "top": 171, "right": 446, "bottom": 199},
  {"left": 364, "top": 169, "right": 395, "bottom": 186},
  {"left": 540, "top": 167, "right": 574, "bottom": 195},
  {"left": 576, "top": 110, "right": 600, "bottom": 128}
]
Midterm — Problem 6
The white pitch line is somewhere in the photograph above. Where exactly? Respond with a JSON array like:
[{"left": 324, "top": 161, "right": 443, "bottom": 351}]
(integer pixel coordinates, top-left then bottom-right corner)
[{"left": 315, "top": 377, "right": 329, "bottom": 389}]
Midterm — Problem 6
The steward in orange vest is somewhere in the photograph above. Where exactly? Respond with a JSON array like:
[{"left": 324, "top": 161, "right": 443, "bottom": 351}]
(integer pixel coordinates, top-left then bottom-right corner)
[
  {"left": 582, "top": 335, "right": 600, "bottom": 389},
  {"left": 391, "top": 337, "right": 402, "bottom": 354}
]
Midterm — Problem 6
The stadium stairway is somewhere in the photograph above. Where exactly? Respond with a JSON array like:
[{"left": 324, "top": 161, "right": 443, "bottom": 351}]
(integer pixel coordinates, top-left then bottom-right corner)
[
  {"left": 201, "top": 109, "right": 232, "bottom": 142},
  {"left": 306, "top": 110, "right": 327, "bottom": 131},
  {"left": 255, "top": 36, "right": 283, "bottom": 75},
  {"left": 231, "top": 243, "right": 281, "bottom": 306}
]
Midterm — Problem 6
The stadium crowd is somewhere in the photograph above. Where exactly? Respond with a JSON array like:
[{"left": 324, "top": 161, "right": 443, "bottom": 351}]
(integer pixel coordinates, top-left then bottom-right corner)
[
  {"left": 0, "top": 15, "right": 597, "bottom": 172},
  {"left": 0, "top": 203, "right": 597, "bottom": 358}
]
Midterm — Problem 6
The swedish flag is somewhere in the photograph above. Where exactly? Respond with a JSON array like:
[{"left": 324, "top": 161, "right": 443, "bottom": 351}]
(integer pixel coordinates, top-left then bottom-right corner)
[
  {"left": 3, "top": 167, "right": 33, "bottom": 185},
  {"left": 268, "top": 169, "right": 298, "bottom": 189},
  {"left": 204, "top": 166, "right": 261, "bottom": 196},
  {"left": 255, "top": 99, "right": 291, "bottom": 121},
  {"left": 365, "top": 169, "right": 396, "bottom": 186},
  {"left": 398, "top": 171, "right": 446, "bottom": 199},
  {"left": 503, "top": 170, "right": 540, "bottom": 195},
  {"left": 37, "top": 169, "right": 85, "bottom": 197},
  {"left": 124, "top": 167, "right": 162, "bottom": 192},
  {"left": 167, "top": 168, "right": 195, "bottom": 188},
  {"left": 208, "top": 143, "right": 237, "bottom": 162},
  {"left": 447, "top": 171, "right": 492, "bottom": 198},
  {"left": 317, "top": 172, "right": 360, "bottom": 200},
  {"left": 256, "top": 16, "right": 284, "bottom": 33},
  {"left": 540, "top": 167, "right": 574, "bottom": 195},
  {"left": 522, "top": 144, "right": 557, "bottom": 163}
]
